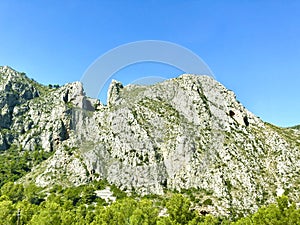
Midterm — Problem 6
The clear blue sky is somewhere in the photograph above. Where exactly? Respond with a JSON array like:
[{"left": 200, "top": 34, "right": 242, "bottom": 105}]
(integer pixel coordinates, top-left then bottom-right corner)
[{"left": 0, "top": 0, "right": 299, "bottom": 127}]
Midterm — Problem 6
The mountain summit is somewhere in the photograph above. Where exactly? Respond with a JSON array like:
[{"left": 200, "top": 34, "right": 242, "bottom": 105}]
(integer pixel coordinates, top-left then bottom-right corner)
[{"left": 0, "top": 66, "right": 299, "bottom": 216}]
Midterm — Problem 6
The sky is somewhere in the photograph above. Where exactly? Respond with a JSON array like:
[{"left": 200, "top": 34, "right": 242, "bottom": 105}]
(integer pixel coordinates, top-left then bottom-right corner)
[{"left": 0, "top": 0, "right": 299, "bottom": 127}]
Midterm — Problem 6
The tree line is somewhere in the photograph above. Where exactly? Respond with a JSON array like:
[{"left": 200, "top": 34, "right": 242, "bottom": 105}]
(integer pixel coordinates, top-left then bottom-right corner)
[{"left": 0, "top": 180, "right": 299, "bottom": 225}]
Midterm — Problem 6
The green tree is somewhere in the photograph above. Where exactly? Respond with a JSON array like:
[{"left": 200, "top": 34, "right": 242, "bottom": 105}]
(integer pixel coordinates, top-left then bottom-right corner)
[
  {"left": 233, "top": 195, "right": 300, "bottom": 225},
  {"left": 24, "top": 183, "right": 44, "bottom": 205},
  {"left": 0, "top": 197, "right": 16, "bottom": 225},
  {"left": 0, "top": 182, "right": 24, "bottom": 203},
  {"left": 197, "top": 215, "right": 220, "bottom": 225},
  {"left": 81, "top": 186, "right": 97, "bottom": 204},
  {"left": 157, "top": 216, "right": 178, "bottom": 225},
  {"left": 60, "top": 209, "right": 77, "bottom": 225},
  {"left": 29, "top": 202, "right": 62, "bottom": 225},
  {"left": 129, "top": 199, "right": 159, "bottom": 225},
  {"left": 15, "top": 200, "right": 38, "bottom": 225},
  {"left": 165, "top": 194, "right": 195, "bottom": 224},
  {"left": 92, "top": 198, "right": 137, "bottom": 225},
  {"left": 74, "top": 205, "right": 92, "bottom": 225}
]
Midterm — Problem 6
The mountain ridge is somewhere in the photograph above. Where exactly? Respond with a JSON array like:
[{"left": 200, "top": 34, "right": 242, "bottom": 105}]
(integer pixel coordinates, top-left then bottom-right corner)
[{"left": 0, "top": 66, "right": 299, "bottom": 216}]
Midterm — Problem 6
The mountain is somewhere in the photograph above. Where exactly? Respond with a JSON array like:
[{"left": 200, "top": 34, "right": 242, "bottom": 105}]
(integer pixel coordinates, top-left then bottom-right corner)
[
  {"left": 292, "top": 125, "right": 300, "bottom": 130},
  {"left": 0, "top": 65, "right": 299, "bottom": 216}
]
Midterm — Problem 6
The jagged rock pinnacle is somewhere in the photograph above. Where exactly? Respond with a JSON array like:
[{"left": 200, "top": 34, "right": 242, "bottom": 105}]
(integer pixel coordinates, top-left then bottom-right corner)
[{"left": 107, "top": 79, "right": 123, "bottom": 107}]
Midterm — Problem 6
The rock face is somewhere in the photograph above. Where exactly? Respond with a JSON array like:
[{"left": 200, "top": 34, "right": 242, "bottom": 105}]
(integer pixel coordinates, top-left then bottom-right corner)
[{"left": 0, "top": 66, "right": 299, "bottom": 216}]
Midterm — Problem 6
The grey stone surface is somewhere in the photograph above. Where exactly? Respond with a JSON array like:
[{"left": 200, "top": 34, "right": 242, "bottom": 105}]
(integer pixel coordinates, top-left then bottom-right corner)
[{"left": 1, "top": 66, "right": 299, "bottom": 216}]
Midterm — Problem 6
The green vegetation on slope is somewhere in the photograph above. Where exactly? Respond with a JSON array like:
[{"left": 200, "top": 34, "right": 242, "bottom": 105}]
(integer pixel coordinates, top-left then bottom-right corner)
[
  {"left": 0, "top": 145, "right": 53, "bottom": 188},
  {"left": 0, "top": 181, "right": 299, "bottom": 225},
  {"left": 292, "top": 125, "right": 300, "bottom": 130}
]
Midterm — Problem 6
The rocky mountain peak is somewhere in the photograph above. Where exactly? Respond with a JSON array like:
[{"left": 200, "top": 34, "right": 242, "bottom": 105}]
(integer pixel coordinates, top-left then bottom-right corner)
[
  {"left": 107, "top": 79, "right": 124, "bottom": 107},
  {"left": 0, "top": 67, "right": 299, "bottom": 216},
  {"left": 0, "top": 65, "right": 23, "bottom": 78},
  {"left": 0, "top": 66, "right": 39, "bottom": 97},
  {"left": 0, "top": 66, "right": 40, "bottom": 131}
]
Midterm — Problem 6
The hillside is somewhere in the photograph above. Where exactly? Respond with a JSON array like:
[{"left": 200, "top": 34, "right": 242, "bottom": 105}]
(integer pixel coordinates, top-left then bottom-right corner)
[
  {"left": 0, "top": 65, "right": 299, "bottom": 217},
  {"left": 292, "top": 125, "right": 300, "bottom": 130}
]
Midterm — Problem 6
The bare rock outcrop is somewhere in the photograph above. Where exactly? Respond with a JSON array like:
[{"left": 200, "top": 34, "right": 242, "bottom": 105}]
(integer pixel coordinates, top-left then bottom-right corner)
[{"left": 0, "top": 66, "right": 299, "bottom": 216}]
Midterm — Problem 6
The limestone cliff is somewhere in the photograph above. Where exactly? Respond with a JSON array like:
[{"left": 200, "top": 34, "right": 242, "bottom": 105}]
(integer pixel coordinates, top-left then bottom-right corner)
[{"left": 0, "top": 66, "right": 299, "bottom": 216}]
